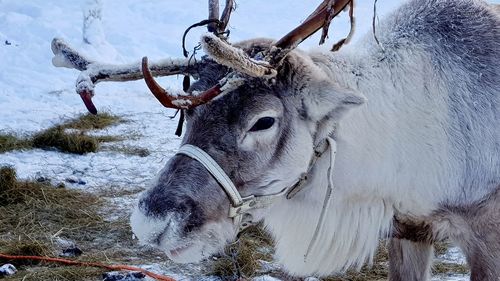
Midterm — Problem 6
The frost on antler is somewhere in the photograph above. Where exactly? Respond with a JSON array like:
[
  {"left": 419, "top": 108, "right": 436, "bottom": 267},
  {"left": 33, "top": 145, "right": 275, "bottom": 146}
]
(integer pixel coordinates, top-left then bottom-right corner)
[
  {"left": 51, "top": 38, "right": 94, "bottom": 71},
  {"left": 201, "top": 33, "right": 277, "bottom": 78},
  {"left": 51, "top": 0, "right": 356, "bottom": 115},
  {"left": 51, "top": 37, "right": 200, "bottom": 113}
]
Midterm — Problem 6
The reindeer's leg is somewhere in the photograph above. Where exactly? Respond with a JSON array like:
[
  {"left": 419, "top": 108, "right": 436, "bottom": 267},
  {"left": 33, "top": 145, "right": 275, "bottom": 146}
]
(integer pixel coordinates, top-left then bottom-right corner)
[
  {"left": 434, "top": 188, "right": 500, "bottom": 281},
  {"left": 461, "top": 241, "right": 500, "bottom": 281},
  {"left": 449, "top": 190, "right": 500, "bottom": 281},
  {"left": 451, "top": 221, "right": 500, "bottom": 280},
  {"left": 389, "top": 216, "right": 435, "bottom": 281},
  {"left": 388, "top": 238, "right": 433, "bottom": 281}
]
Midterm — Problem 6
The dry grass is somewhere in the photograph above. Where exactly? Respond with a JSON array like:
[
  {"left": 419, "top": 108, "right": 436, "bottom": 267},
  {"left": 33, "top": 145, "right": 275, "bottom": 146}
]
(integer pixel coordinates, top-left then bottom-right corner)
[
  {"left": 433, "top": 262, "right": 469, "bottom": 275},
  {"left": 323, "top": 243, "right": 389, "bottom": 281},
  {"left": 0, "top": 134, "right": 32, "bottom": 153},
  {"left": 103, "top": 145, "right": 150, "bottom": 157},
  {"left": 61, "top": 113, "right": 123, "bottom": 131},
  {"left": 31, "top": 126, "right": 100, "bottom": 155},
  {"left": 5, "top": 266, "right": 106, "bottom": 281},
  {"left": 210, "top": 225, "right": 274, "bottom": 279},
  {"left": 434, "top": 241, "right": 450, "bottom": 256},
  {"left": 0, "top": 113, "right": 123, "bottom": 155},
  {"left": 0, "top": 166, "right": 135, "bottom": 280},
  {"left": 0, "top": 166, "right": 470, "bottom": 280},
  {"left": 0, "top": 166, "right": 104, "bottom": 252}
]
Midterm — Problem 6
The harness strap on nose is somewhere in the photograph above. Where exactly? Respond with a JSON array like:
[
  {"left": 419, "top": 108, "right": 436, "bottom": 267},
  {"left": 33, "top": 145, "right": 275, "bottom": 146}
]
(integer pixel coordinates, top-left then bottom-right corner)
[
  {"left": 177, "top": 145, "right": 243, "bottom": 207},
  {"left": 176, "top": 138, "right": 337, "bottom": 235}
]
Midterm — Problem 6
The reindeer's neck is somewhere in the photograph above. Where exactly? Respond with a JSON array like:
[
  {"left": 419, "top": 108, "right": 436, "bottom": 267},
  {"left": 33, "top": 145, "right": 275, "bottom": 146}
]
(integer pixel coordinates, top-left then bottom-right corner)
[
  {"left": 314, "top": 44, "right": 448, "bottom": 209},
  {"left": 265, "top": 46, "right": 435, "bottom": 274}
]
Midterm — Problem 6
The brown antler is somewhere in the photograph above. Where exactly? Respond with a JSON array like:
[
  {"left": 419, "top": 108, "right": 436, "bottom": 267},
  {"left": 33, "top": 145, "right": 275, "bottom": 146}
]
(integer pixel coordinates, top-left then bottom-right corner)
[
  {"left": 208, "top": 0, "right": 235, "bottom": 34},
  {"left": 138, "top": 0, "right": 239, "bottom": 110},
  {"left": 51, "top": 38, "right": 201, "bottom": 114},
  {"left": 142, "top": 57, "right": 219, "bottom": 109},
  {"left": 274, "top": 0, "right": 352, "bottom": 51},
  {"left": 219, "top": 0, "right": 235, "bottom": 33},
  {"left": 142, "top": 57, "right": 245, "bottom": 109},
  {"left": 200, "top": 0, "right": 354, "bottom": 77}
]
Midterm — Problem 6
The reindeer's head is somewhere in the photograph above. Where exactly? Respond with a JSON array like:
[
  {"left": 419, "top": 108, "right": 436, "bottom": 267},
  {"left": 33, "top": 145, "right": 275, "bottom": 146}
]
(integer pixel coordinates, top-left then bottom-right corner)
[
  {"left": 52, "top": 0, "right": 362, "bottom": 272},
  {"left": 128, "top": 0, "right": 365, "bottom": 265},
  {"left": 131, "top": 37, "right": 365, "bottom": 263}
]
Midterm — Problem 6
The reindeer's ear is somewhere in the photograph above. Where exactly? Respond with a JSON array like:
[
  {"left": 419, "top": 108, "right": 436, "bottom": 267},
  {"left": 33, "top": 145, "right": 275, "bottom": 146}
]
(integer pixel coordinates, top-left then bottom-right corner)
[
  {"left": 278, "top": 51, "right": 365, "bottom": 122},
  {"left": 303, "top": 78, "right": 366, "bottom": 123}
]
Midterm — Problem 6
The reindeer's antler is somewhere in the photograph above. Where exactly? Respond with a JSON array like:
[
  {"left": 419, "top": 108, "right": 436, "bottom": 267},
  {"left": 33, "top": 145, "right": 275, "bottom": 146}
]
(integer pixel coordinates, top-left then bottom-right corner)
[
  {"left": 141, "top": 0, "right": 239, "bottom": 110},
  {"left": 53, "top": 0, "right": 353, "bottom": 114},
  {"left": 201, "top": 0, "right": 354, "bottom": 77},
  {"left": 51, "top": 38, "right": 201, "bottom": 114},
  {"left": 275, "top": 0, "right": 352, "bottom": 51},
  {"left": 145, "top": 0, "right": 354, "bottom": 110},
  {"left": 207, "top": 0, "right": 235, "bottom": 34},
  {"left": 142, "top": 57, "right": 245, "bottom": 109}
]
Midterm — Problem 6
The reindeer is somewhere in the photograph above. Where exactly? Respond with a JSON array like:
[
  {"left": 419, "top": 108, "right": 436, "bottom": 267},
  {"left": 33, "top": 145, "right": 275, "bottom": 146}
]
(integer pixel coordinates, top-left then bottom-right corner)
[{"left": 52, "top": 0, "right": 499, "bottom": 280}]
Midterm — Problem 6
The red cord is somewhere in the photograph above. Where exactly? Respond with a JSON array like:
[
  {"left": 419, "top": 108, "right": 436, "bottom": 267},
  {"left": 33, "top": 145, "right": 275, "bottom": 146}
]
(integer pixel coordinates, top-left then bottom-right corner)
[{"left": 0, "top": 253, "right": 176, "bottom": 281}]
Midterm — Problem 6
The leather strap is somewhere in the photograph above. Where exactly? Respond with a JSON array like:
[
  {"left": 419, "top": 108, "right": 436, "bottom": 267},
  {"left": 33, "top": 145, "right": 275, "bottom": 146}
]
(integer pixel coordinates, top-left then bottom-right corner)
[
  {"left": 177, "top": 145, "right": 243, "bottom": 207},
  {"left": 176, "top": 138, "right": 336, "bottom": 232}
]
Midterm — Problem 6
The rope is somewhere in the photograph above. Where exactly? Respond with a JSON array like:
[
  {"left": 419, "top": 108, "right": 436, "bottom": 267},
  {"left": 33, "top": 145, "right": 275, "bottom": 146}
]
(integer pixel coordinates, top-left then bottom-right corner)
[
  {"left": 304, "top": 137, "right": 337, "bottom": 261},
  {"left": 0, "top": 253, "right": 176, "bottom": 281}
]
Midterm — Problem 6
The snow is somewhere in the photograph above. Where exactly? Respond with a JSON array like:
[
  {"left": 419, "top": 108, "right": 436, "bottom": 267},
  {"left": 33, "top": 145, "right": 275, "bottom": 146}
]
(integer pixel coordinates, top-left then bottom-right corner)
[
  {"left": 437, "top": 246, "right": 468, "bottom": 265},
  {"left": 0, "top": 0, "right": 410, "bottom": 187},
  {"left": 1, "top": 0, "right": 497, "bottom": 279}
]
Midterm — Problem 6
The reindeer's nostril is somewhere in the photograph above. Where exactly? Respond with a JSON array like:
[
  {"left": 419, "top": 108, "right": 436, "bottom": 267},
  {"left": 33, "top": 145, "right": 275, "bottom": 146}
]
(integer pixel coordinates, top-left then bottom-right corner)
[
  {"left": 138, "top": 192, "right": 205, "bottom": 234},
  {"left": 182, "top": 197, "right": 205, "bottom": 233},
  {"left": 138, "top": 197, "right": 148, "bottom": 212},
  {"left": 139, "top": 191, "right": 177, "bottom": 218}
]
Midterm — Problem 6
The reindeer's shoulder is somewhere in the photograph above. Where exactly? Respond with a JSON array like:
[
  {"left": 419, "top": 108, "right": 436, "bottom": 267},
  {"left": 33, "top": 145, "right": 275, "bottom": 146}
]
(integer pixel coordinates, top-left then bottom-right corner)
[
  {"left": 380, "top": 0, "right": 499, "bottom": 79},
  {"left": 387, "top": 0, "right": 499, "bottom": 42}
]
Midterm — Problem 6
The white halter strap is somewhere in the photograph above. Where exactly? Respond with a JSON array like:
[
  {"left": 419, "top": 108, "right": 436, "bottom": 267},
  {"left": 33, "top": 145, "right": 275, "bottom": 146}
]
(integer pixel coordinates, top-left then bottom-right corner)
[
  {"left": 177, "top": 145, "right": 255, "bottom": 229},
  {"left": 176, "top": 138, "right": 337, "bottom": 233},
  {"left": 177, "top": 145, "right": 243, "bottom": 207}
]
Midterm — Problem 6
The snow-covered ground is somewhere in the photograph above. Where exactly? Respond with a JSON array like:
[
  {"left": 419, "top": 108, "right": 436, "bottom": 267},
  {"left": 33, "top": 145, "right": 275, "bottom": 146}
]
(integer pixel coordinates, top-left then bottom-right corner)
[
  {"left": 2, "top": 0, "right": 497, "bottom": 280},
  {"left": 1, "top": 0, "right": 401, "bottom": 190}
]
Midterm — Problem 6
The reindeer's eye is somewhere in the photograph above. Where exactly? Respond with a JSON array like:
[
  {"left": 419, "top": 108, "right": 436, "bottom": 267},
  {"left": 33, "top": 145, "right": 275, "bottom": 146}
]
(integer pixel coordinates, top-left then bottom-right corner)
[{"left": 249, "top": 117, "right": 275, "bottom": 132}]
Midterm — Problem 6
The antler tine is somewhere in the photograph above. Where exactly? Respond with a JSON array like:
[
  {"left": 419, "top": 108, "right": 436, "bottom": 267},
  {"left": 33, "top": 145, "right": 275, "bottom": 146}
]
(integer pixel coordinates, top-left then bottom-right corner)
[
  {"left": 270, "top": 0, "right": 352, "bottom": 65},
  {"left": 142, "top": 57, "right": 227, "bottom": 109},
  {"left": 200, "top": 0, "right": 353, "bottom": 78},
  {"left": 274, "top": 0, "right": 351, "bottom": 49},
  {"left": 208, "top": 0, "right": 220, "bottom": 33},
  {"left": 207, "top": 0, "right": 234, "bottom": 34},
  {"left": 219, "top": 0, "right": 235, "bottom": 33},
  {"left": 51, "top": 38, "right": 201, "bottom": 114}
]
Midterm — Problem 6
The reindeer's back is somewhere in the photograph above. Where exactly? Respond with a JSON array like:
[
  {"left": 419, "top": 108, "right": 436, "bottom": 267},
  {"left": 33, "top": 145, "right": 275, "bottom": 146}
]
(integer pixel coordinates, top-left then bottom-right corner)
[{"left": 381, "top": 0, "right": 500, "bottom": 198}]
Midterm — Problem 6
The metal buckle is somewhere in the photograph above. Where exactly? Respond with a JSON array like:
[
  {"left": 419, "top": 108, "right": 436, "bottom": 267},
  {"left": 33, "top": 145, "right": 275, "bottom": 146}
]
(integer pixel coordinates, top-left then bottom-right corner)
[
  {"left": 286, "top": 173, "right": 308, "bottom": 199},
  {"left": 228, "top": 196, "right": 256, "bottom": 218}
]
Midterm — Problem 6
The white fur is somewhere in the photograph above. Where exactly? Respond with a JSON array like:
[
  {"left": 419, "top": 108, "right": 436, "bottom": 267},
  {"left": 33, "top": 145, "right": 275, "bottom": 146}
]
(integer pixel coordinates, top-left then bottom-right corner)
[
  {"left": 262, "top": 30, "right": 496, "bottom": 275},
  {"left": 130, "top": 206, "right": 235, "bottom": 263},
  {"left": 130, "top": 0, "right": 499, "bottom": 276},
  {"left": 264, "top": 137, "right": 394, "bottom": 275}
]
